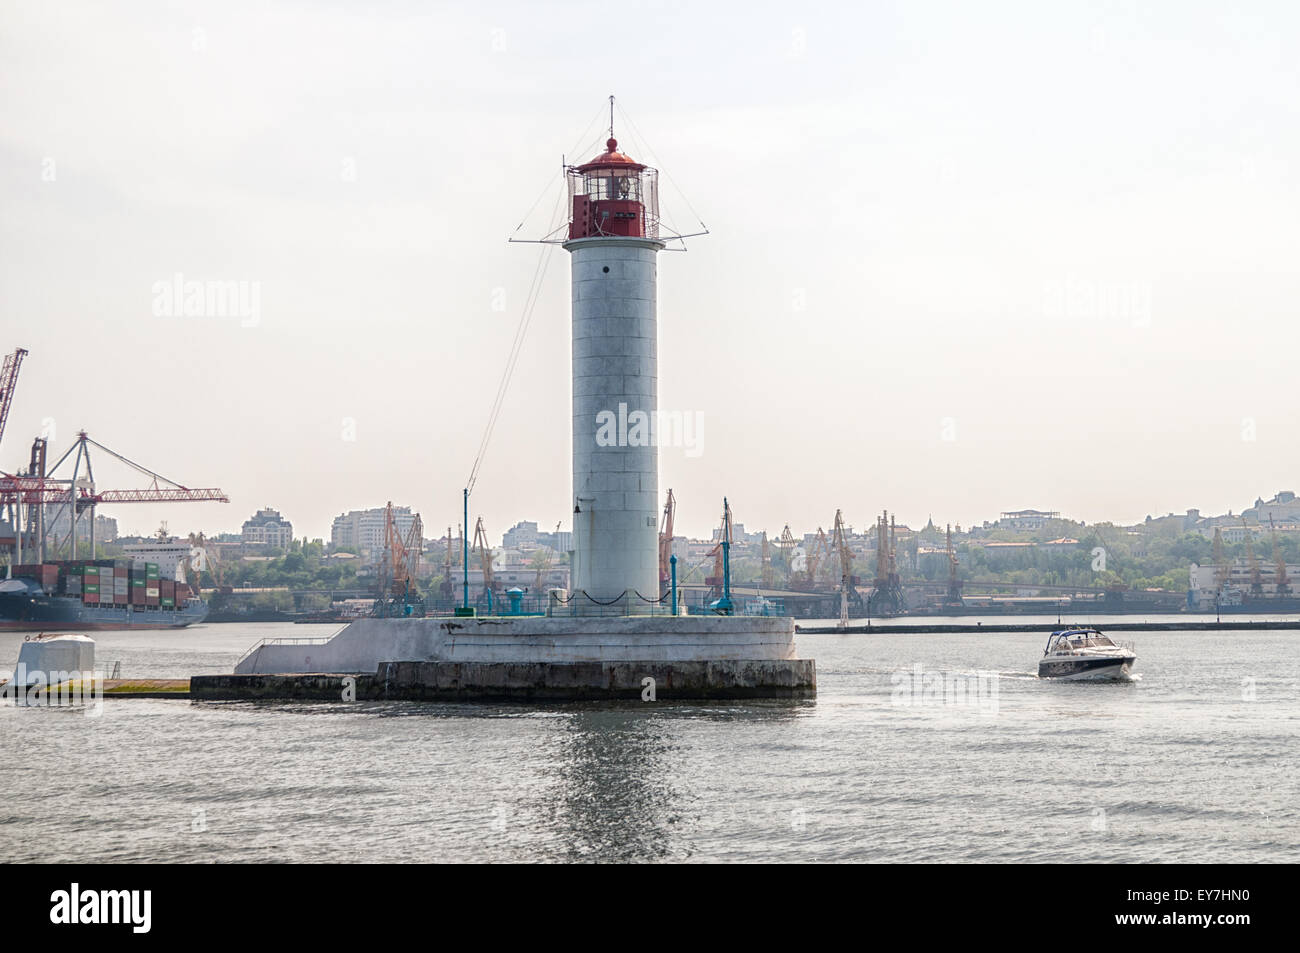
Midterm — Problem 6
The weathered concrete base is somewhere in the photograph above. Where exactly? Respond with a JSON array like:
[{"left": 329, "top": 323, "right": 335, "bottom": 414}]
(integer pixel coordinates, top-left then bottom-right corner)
[
  {"left": 235, "top": 615, "right": 802, "bottom": 675},
  {"left": 192, "top": 659, "right": 816, "bottom": 702}
]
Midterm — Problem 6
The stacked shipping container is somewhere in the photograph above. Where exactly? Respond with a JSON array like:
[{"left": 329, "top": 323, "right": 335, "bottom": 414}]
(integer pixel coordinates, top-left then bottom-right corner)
[
  {"left": 11, "top": 560, "right": 187, "bottom": 611},
  {"left": 10, "top": 564, "right": 59, "bottom": 592}
]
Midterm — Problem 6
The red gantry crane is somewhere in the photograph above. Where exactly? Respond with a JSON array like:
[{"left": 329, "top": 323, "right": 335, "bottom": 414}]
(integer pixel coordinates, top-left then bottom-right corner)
[
  {"left": 2, "top": 347, "right": 225, "bottom": 561},
  {"left": 2, "top": 430, "right": 228, "bottom": 560}
]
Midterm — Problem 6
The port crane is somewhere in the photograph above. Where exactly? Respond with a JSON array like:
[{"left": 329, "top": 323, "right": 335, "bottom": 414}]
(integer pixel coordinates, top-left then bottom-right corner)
[
  {"left": 0, "top": 347, "right": 28, "bottom": 455},
  {"left": 2, "top": 349, "right": 227, "bottom": 560},
  {"left": 760, "top": 531, "right": 773, "bottom": 590},
  {"left": 789, "top": 527, "right": 828, "bottom": 591},
  {"left": 831, "top": 510, "right": 862, "bottom": 615},
  {"left": 868, "top": 511, "right": 906, "bottom": 616},
  {"left": 0, "top": 348, "right": 29, "bottom": 554},
  {"left": 187, "top": 531, "right": 231, "bottom": 593},
  {"left": 2, "top": 431, "right": 228, "bottom": 561},
  {"left": 703, "top": 499, "right": 735, "bottom": 605},
  {"left": 375, "top": 501, "right": 423, "bottom": 616},
  {"left": 1212, "top": 527, "right": 1231, "bottom": 592},
  {"left": 1270, "top": 517, "right": 1290, "bottom": 595},
  {"left": 944, "top": 523, "right": 964, "bottom": 608},
  {"left": 658, "top": 488, "right": 675, "bottom": 595},
  {"left": 439, "top": 523, "right": 467, "bottom": 602},
  {"left": 1241, "top": 519, "right": 1264, "bottom": 596},
  {"left": 810, "top": 528, "right": 830, "bottom": 588},
  {"left": 472, "top": 516, "right": 495, "bottom": 607},
  {"left": 772, "top": 524, "right": 798, "bottom": 581}
]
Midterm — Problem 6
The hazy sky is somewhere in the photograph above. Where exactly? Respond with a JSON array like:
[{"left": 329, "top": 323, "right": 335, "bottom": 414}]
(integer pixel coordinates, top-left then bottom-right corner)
[{"left": 1, "top": 1, "right": 1297, "bottom": 542}]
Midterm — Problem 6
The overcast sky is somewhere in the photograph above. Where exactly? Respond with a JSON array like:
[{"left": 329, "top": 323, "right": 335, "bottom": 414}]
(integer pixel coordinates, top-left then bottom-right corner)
[{"left": 1, "top": 1, "right": 1297, "bottom": 543}]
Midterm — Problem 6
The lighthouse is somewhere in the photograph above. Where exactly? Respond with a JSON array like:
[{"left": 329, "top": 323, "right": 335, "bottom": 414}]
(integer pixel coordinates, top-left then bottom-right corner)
[
  {"left": 223, "top": 107, "right": 816, "bottom": 700},
  {"left": 565, "top": 135, "right": 663, "bottom": 607}
]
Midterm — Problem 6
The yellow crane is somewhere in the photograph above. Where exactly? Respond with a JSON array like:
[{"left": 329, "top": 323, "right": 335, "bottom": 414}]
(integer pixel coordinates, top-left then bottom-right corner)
[
  {"left": 1213, "top": 527, "right": 1230, "bottom": 590},
  {"left": 945, "top": 523, "right": 963, "bottom": 608},
  {"left": 811, "top": 528, "right": 832, "bottom": 587},
  {"left": 869, "top": 510, "right": 905, "bottom": 615},
  {"left": 658, "top": 488, "right": 676, "bottom": 595},
  {"left": 831, "top": 510, "right": 860, "bottom": 595},
  {"left": 472, "top": 516, "right": 495, "bottom": 603},
  {"left": 703, "top": 499, "right": 734, "bottom": 599},
  {"left": 760, "top": 531, "right": 773, "bottom": 590},
  {"left": 379, "top": 501, "right": 423, "bottom": 607},
  {"left": 831, "top": 510, "right": 862, "bottom": 613},
  {"left": 439, "top": 524, "right": 457, "bottom": 601}
]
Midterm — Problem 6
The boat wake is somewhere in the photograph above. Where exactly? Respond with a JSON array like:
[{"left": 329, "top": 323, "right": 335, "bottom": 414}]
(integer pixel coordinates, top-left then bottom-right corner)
[{"left": 1040, "top": 670, "right": 1143, "bottom": 684}]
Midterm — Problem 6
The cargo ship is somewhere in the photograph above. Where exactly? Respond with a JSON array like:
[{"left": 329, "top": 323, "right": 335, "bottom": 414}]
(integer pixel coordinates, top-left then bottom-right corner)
[{"left": 0, "top": 559, "right": 207, "bottom": 631}]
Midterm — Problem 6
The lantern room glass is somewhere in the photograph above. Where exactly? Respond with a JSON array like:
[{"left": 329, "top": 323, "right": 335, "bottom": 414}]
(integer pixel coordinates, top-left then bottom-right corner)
[{"left": 582, "top": 168, "right": 643, "bottom": 203}]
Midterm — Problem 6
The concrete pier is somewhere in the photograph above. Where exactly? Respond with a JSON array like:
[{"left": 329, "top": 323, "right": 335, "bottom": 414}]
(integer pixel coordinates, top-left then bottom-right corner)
[
  {"left": 215, "top": 615, "right": 815, "bottom": 702},
  {"left": 193, "top": 658, "right": 816, "bottom": 702},
  {"left": 235, "top": 615, "right": 805, "bottom": 674}
]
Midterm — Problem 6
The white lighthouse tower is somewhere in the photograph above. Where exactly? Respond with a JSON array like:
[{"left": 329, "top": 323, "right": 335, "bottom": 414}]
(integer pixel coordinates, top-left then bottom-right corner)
[{"left": 564, "top": 135, "right": 664, "bottom": 608}]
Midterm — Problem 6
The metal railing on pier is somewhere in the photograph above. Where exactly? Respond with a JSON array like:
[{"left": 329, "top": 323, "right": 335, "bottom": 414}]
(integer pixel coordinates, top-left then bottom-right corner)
[{"left": 235, "top": 636, "right": 334, "bottom": 669}]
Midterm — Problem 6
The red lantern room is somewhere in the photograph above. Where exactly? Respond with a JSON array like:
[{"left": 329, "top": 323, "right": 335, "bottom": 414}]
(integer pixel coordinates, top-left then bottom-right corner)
[{"left": 566, "top": 138, "right": 659, "bottom": 240}]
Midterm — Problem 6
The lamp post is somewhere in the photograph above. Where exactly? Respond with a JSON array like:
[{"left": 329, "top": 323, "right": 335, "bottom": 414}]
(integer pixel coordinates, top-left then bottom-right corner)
[{"left": 670, "top": 554, "right": 678, "bottom": 616}]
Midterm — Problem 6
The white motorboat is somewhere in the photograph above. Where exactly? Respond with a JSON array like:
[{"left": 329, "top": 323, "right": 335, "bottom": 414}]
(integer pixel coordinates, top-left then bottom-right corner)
[{"left": 1038, "top": 628, "right": 1136, "bottom": 680}]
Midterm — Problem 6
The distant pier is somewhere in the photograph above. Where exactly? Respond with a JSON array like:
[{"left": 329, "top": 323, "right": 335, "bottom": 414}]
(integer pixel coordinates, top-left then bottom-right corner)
[
  {"left": 0, "top": 678, "right": 190, "bottom": 699},
  {"left": 796, "top": 620, "right": 1300, "bottom": 634}
]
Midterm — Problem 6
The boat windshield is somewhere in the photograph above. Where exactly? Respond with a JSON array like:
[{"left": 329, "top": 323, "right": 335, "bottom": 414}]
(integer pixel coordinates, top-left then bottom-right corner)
[{"left": 1045, "top": 630, "right": 1114, "bottom": 654}]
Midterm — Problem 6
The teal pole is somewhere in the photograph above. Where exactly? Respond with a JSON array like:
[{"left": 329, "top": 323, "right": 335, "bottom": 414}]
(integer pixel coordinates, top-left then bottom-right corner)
[
  {"left": 670, "top": 554, "right": 678, "bottom": 615},
  {"left": 721, "top": 538, "right": 732, "bottom": 613},
  {"left": 462, "top": 488, "right": 469, "bottom": 610},
  {"left": 717, "top": 497, "right": 734, "bottom": 615}
]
